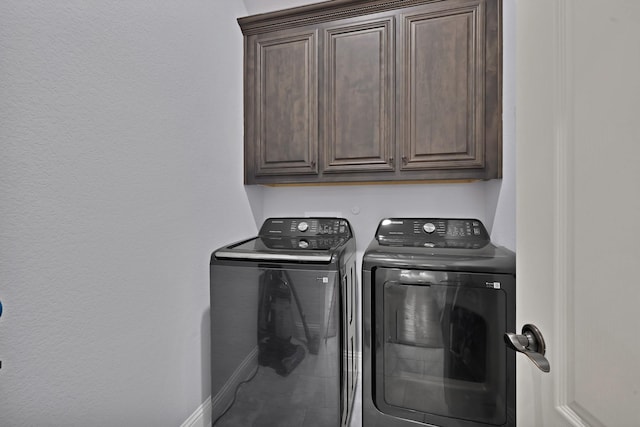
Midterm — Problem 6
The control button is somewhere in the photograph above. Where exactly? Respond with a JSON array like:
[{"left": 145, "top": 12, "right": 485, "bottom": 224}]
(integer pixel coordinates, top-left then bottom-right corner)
[
  {"left": 474, "top": 228, "right": 481, "bottom": 235},
  {"left": 298, "top": 240, "right": 309, "bottom": 249},
  {"left": 297, "top": 221, "right": 309, "bottom": 232},
  {"left": 423, "top": 223, "right": 436, "bottom": 234}
]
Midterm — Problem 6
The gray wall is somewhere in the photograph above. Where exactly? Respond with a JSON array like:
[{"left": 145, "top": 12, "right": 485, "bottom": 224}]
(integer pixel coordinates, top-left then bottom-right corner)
[{"left": 0, "top": 1, "right": 255, "bottom": 425}]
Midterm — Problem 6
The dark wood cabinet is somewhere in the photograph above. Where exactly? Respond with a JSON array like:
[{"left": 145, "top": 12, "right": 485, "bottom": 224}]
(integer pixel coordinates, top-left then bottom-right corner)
[
  {"left": 399, "top": 0, "right": 500, "bottom": 175},
  {"left": 246, "top": 29, "right": 318, "bottom": 177},
  {"left": 239, "top": 0, "right": 502, "bottom": 185},
  {"left": 323, "top": 16, "right": 395, "bottom": 174}
]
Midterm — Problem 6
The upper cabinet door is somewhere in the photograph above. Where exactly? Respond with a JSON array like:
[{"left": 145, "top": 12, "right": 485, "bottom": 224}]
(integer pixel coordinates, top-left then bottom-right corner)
[
  {"left": 246, "top": 29, "right": 319, "bottom": 180},
  {"left": 239, "top": 0, "right": 502, "bottom": 185},
  {"left": 322, "top": 17, "right": 395, "bottom": 174},
  {"left": 399, "top": 0, "right": 492, "bottom": 172}
]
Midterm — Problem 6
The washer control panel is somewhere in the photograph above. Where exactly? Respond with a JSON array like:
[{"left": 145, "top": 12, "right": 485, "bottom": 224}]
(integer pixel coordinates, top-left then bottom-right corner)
[
  {"left": 376, "top": 218, "right": 490, "bottom": 248},
  {"left": 258, "top": 218, "right": 352, "bottom": 251},
  {"left": 260, "top": 218, "right": 351, "bottom": 237}
]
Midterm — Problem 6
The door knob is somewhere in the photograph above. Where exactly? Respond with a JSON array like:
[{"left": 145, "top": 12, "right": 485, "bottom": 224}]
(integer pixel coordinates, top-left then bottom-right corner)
[{"left": 504, "top": 324, "right": 550, "bottom": 373}]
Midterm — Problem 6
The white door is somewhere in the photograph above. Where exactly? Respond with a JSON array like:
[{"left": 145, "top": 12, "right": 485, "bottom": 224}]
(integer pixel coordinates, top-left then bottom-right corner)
[{"left": 516, "top": 0, "right": 640, "bottom": 426}]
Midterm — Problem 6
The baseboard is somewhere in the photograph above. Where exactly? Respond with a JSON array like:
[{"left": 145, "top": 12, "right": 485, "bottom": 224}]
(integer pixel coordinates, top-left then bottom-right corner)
[
  {"left": 210, "top": 347, "right": 258, "bottom": 423},
  {"left": 181, "top": 349, "right": 362, "bottom": 427},
  {"left": 183, "top": 347, "right": 258, "bottom": 427},
  {"left": 180, "top": 398, "right": 211, "bottom": 427}
]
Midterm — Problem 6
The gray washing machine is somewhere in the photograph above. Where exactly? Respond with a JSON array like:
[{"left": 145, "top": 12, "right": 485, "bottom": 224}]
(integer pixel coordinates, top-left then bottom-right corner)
[
  {"left": 210, "top": 217, "right": 358, "bottom": 427},
  {"left": 362, "top": 218, "right": 516, "bottom": 427}
]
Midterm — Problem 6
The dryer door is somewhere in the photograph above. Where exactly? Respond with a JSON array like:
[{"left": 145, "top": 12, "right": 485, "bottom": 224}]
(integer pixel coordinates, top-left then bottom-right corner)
[{"left": 373, "top": 268, "right": 515, "bottom": 427}]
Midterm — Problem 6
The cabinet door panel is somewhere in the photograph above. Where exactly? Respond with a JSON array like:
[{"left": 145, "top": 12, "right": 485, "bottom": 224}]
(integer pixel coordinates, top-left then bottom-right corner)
[
  {"left": 254, "top": 31, "right": 318, "bottom": 176},
  {"left": 401, "top": 1, "right": 486, "bottom": 171},
  {"left": 323, "top": 18, "right": 394, "bottom": 173}
]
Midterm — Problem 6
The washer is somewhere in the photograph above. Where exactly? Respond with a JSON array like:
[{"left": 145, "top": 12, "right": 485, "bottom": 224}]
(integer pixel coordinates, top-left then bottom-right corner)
[
  {"left": 362, "top": 218, "right": 516, "bottom": 427},
  {"left": 210, "top": 217, "right": 358, "bottom": 427}
]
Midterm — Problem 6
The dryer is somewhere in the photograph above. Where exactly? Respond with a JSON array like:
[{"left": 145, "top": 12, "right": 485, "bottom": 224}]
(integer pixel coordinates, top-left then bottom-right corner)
[
  {"left": 210, "top": 217, "right": 358, "bottom": 427},
  {"left": 362, "top": 218, "right": 516, "bottom": 427}
]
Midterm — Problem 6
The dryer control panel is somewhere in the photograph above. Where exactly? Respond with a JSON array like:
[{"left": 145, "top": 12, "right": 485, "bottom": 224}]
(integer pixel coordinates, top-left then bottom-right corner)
[{"left": 376, "top": 218, "right": 490, "bottom": 248}]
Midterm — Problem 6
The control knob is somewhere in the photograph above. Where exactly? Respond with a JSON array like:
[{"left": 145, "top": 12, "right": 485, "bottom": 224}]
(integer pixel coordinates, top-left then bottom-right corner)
[
  {"left": 297, "top": 221, "right": 309, "bottom": 232},
  {"left": 423, "top": 222, "right": 436, "bottom": 234}
]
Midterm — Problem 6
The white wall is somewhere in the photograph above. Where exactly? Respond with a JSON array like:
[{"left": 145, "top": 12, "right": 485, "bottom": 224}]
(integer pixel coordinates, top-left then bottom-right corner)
[
  {"left": 0, "top": 1, "right": 254, "bottom": 425},
  {"left": 243, "top": 0, "right": 319, "bottom": 15},
  {"left": 484, "top": 0, "right": 516, "bottom": 251},
  {"left": 262, "top": 182, "right": 495, "bottom": 257},
  {"left": 0, "top": 0, "right": 515, "bottom": 425}
]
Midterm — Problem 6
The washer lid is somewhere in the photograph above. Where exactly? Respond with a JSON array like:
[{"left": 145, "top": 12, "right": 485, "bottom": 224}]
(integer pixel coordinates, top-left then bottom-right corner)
[
  {"left": 213, "top": 217, "right": 353, "bottom": 263},
  {"left": 214, "top": 235, "right": 347, "bottom": 262}
]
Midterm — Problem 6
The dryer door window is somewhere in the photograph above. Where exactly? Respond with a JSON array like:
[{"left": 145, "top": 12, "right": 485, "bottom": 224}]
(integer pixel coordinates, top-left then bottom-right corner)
[{"left": 373, "top": 268, "right": 511, "bottom": 426}]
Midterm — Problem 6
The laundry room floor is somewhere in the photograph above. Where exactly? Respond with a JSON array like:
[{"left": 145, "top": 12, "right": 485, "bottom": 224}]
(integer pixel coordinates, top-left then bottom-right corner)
[
  {"left": 211, "top": 339, "right": 362, "bottom": 427},
  {"left": 212, "top": 371, "right": 362, "bottom": 427}
]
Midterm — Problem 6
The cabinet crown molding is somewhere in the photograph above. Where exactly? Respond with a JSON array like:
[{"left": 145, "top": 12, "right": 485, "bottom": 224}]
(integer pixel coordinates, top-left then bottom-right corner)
[{"left": 238, "top": 0, "right": 446, "bottom": 35}]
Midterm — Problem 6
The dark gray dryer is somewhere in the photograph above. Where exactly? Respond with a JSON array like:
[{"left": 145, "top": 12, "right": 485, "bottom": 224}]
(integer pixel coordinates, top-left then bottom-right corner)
[
  {"left": 362, "top": 218, "right": 516, "bottom": 427},
  {"left": 210, "top": 217, "right": 358, "bottom": 427}
]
